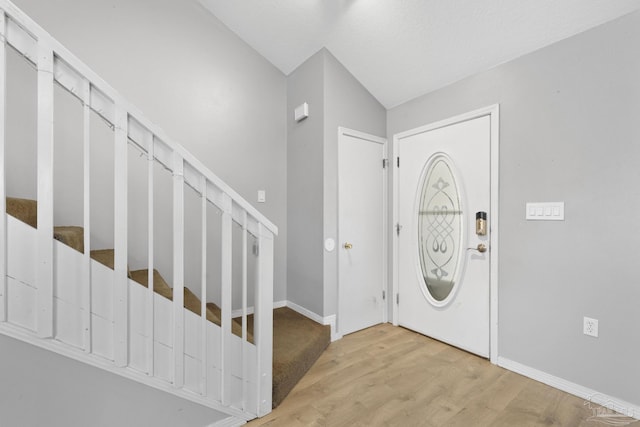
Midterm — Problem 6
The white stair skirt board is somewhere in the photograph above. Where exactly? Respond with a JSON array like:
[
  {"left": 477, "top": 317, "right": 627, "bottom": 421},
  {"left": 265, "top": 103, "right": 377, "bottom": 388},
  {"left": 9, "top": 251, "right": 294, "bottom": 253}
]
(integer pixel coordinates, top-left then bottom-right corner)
[
  {"left": 498, "top": 357, "right": 640, "bottom": 420},
  {"left": 2, "top": 215, "right": 258, "bottom": 420}
]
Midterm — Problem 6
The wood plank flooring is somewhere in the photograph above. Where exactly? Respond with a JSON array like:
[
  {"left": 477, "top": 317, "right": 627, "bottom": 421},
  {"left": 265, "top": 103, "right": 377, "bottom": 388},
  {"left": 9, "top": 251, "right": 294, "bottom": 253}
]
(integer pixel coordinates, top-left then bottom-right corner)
[{"left": 248, "top": 324, "right": 616, "bottom": 427}]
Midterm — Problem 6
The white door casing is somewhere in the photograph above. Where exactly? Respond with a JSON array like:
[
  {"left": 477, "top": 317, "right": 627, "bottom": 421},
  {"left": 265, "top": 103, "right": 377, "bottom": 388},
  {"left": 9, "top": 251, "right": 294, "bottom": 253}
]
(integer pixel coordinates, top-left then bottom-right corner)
[
  {"left": 338, "top": 127, "right": 387, "bottom": 337},
  {"left": 392, "top": 105, "right": 499, "bottom": 362}
]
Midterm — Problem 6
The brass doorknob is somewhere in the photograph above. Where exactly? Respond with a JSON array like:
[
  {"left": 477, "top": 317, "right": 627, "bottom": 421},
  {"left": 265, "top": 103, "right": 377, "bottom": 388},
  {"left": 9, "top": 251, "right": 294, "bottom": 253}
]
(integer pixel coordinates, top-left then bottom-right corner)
[
  {"left": 467, "top": 243, "right": 487, "bottom": 253},
  {"left": 343, "top": 242, "right": 353, "bottom": 249}
]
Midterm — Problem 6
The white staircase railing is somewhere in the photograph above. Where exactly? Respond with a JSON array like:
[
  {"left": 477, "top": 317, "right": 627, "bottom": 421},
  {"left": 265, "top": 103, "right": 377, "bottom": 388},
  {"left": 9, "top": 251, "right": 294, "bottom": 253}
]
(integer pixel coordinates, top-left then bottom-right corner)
[{"left": 0, "top": 0, "right": 275, "bottom": 420}]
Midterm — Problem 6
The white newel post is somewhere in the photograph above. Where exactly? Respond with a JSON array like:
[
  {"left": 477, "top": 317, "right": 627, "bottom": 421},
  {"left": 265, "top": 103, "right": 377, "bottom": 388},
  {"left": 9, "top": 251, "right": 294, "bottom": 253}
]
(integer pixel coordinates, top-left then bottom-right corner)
[
  {"left": 220, "top": 193, "right": 233, "bottom": 406},
  {"left": 36, "top": 41, "right": 54, "bottom": 338},
  {"left": 0, "top": 9, "right": 6, "bottom": 323},
  {"left": 172, "top": 152, "right": 185, "bottom": 388},
  {"left": 255, "top": 223, "right": 274, "bottom": 416},
  {"left": 114, "top": 106, "right": 129, "bottom": 367}
]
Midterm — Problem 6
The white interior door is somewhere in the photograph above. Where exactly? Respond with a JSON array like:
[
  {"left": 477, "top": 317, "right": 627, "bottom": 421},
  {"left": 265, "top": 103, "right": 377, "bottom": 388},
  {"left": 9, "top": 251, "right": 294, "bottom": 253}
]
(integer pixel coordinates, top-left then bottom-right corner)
[
  {"left": 396, "top": 115, "right": 491, "bottom": 357},
  {"left": 338, "top": 128, "right": 386, "bottom": 336}
]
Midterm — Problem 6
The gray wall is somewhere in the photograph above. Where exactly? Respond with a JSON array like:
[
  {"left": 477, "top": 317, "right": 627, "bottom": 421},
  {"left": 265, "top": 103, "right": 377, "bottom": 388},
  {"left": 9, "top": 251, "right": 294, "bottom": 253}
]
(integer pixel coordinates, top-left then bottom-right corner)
[
  {"left": 286, "top": 50, "right": 325, "bottom": 314},
  {"left": 323, "top": 50, "right": 386, "bottom": 317},
  {"left": 11, "top": 0, "right": 287, "bottom": 303},
  {"left": 0, "top": 335, "right": 227, "bottom": 427},
  {"left": 286, "top": 49, "right": 385, "bottom": 317},
  {"left": 387, "top": 11, "right": 640, "bottom": 407}
]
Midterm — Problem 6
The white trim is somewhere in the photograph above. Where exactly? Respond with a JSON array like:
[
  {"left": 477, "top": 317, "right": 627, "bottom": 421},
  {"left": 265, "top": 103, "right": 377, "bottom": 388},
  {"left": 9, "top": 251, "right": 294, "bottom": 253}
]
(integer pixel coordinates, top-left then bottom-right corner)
[
  {"left": 285, "top": 301, "right": 339, "bottom": 342},
  {"left": 273, "top": 300, "right": 287, "bottom": 310},
  {"left": 498, "top": 357, "right": 640, "bottom": 420},
  {"left": 336, "top": 127, "right": 388, "bottom": 338},
  {"left": 230, "top": 300, "right": 285, "bottom": 318},
  {"left": 207, "top": 416, "right": 246, "bottom": 427},
  {"left": 391, "top": 104, "right": 500, "bottom": 363}
]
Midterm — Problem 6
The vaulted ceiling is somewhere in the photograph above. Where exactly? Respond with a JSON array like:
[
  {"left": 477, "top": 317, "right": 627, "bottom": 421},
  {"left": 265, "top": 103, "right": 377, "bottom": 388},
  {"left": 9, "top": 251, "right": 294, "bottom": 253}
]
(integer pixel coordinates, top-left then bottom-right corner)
[{"left": 197, "top": 0, "right": 640, "bottom": 109}]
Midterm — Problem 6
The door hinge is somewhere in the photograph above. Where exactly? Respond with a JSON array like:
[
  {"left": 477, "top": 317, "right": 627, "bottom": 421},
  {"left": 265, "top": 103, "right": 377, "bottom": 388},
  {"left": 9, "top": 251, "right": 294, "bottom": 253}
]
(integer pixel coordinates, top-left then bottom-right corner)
[
  {"left": 382, "top": 158, "right": 389, "bottom": 169},
  {"left": 396, "top": 223, "right": 402, "bottom": 236},
  {"left": 382, "top": 290, "right": 386, "bottom": 300},
  {"left": 396, "top": 293, "right": 399, "bottom": 305},
  {"left": 397, "top": 157, "right": 400, "bottom": 168},
  {"left": 253, "top": 242, "right": 260, "bottom": 256}
]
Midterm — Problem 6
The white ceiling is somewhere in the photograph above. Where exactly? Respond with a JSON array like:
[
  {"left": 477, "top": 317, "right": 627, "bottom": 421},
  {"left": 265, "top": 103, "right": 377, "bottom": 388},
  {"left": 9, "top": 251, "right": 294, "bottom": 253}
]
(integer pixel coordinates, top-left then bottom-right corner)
[{"left": 197, "top": 0, "right": 640, "bottom": 108}]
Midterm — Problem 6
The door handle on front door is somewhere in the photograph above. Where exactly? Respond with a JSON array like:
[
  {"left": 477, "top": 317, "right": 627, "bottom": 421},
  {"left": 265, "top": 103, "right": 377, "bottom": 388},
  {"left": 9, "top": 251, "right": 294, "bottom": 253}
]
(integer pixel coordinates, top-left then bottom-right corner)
[
  {"left": 467, "top": 243, "right": 487, "bottom": 253},
  {"left": 343, "top": 242, "right": 353, "bottom": 249}
]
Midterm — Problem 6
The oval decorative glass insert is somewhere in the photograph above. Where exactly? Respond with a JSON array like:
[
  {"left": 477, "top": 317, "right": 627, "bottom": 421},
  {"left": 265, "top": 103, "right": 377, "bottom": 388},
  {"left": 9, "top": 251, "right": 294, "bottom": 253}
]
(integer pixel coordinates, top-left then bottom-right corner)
[{"left": 418, "top": 156, "right": 462, "bottom": 302}]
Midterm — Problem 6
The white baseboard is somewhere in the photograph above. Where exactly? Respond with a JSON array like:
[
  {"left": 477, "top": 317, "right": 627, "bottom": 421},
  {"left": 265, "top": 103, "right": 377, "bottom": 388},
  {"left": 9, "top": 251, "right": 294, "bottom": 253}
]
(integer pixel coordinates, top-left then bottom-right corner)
[
  {"left": 230, "top": 300, "right": 286, "bottom": 318},
  {"left": 498, "top": 357, "right": 639, "bottom": 420},
  {"left": 208, "top": 416, "right": 246, "bottom": 427},
  {"left": 224, "top": 300, "right": 338, "bottom": 340},
  {"left": 284, "top": 301, "right": 339, "bottom": 342}
]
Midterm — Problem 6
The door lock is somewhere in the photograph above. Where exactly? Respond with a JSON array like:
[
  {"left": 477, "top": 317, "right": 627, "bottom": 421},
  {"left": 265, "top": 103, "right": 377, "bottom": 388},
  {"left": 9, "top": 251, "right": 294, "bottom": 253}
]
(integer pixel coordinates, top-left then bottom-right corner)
[{"left": 343, "top": 242, "right": 353, "bottom": 249}]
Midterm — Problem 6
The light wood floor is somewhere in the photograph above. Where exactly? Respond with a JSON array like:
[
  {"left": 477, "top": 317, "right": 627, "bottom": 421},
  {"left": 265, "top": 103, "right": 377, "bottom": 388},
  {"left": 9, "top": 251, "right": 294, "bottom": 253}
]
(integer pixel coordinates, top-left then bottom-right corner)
[{"left": 248, "top": 324, "right": 611, "bottom": 427}]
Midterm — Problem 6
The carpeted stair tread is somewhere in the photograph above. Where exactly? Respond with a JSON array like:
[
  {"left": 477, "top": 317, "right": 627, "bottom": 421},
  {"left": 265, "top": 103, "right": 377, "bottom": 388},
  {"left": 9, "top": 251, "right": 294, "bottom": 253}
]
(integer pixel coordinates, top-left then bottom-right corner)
[
  {"left": 238, "top": 307, "right": 331, "bottom": 408},
  {"left": 131, "top": 269, "right": 220, "bottom": 324},
  {"left": 53, "top": 226, "right": 84, "bottom": 253},
  {"left": 7, "top": 197, "right": 84, "bottom": 253},
  {"left": 130, "top": 269, "right": 174, "bottom": 300},
  {"left": 6, "top": 197, "right": 37, "bottom": 228},
  {"left": 272, "top": 307, "right": 330, "bottom": 407},
  {"left": 206, "top": 303, "right": 252, "bottom": 342},
  {"left": 90, "top": 249, "right": 131, "bottom": 278}
]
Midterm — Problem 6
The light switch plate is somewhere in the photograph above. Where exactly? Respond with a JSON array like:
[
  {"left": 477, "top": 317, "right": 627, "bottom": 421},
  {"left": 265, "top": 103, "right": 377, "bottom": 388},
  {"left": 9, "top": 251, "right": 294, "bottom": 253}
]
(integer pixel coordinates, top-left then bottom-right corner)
[
  {"left": 258, "top": 190, "right": 266, "bottom": 203},
  {"left": 526, "top": 202, "right": 564, "bottom": 220}
]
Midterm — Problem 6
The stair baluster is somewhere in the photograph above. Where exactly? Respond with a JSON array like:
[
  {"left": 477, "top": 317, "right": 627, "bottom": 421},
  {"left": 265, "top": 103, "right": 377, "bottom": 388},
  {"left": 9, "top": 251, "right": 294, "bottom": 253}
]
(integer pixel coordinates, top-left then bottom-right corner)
[
  {"left": 114, "top": 105, "right": 129, "bottom": 367},
  {"left": 172, "top": 151, "right": 185, "bottom": 388},
  {"left": 0, "top": 8, "right": 7, "bottom": 324},
  {"left": 36, "top": 40, "right": 54, "bottom": 339},
  {"left": 199, "top": 175, "right": 208, "bottom": 396},
  {"left": 146, "top": 132, "right": 155, "bottom": 376},
  {"left": 220, "top": 193, "right": 233, "bottom": 406},
  {"left": 81, "top": 77, "right": 92, "bottom": 354}
]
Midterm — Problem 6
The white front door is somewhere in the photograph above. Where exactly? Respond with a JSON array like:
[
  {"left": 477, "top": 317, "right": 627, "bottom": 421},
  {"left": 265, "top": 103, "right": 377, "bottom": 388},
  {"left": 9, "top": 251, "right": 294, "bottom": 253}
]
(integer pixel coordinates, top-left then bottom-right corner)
[
  {"left": 338, "top": 128, "right": 387, "bottom": 336},
  {"left": 396, "top": 113, "right": 493, "bottom": 357}
]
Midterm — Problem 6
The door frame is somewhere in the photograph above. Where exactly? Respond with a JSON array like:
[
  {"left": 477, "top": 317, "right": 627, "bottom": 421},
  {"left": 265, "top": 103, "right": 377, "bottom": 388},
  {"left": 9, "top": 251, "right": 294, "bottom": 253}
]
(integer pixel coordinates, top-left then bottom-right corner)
[
  {"left": 337, "top": 127, "right": 388, "bottom": 339},
  {"left": 391, "top": 105, "right": 500, "bottom": 363}
]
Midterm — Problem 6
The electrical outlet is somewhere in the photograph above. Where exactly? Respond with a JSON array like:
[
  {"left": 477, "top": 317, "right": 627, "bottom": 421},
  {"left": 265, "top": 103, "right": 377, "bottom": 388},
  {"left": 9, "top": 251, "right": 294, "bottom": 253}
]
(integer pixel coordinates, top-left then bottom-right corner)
[{"left": 583, "top": 317, "right": 599, "bottom": 337}]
